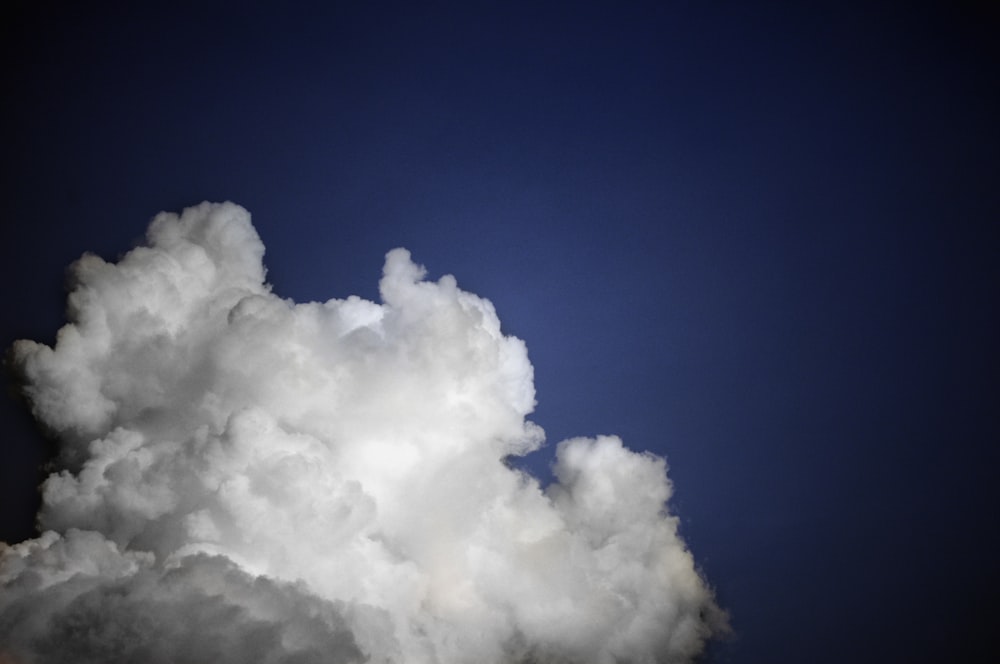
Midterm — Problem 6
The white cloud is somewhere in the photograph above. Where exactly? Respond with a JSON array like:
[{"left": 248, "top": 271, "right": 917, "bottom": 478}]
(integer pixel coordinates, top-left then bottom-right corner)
[{"left": 2, "top": 202, "right": 726, "bottom": 663}]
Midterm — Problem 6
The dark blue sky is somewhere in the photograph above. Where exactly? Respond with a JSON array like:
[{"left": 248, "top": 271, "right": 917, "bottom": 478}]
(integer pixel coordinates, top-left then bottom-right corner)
[{"left": 2, "top": 2, "right": 997, "bottom": 662}]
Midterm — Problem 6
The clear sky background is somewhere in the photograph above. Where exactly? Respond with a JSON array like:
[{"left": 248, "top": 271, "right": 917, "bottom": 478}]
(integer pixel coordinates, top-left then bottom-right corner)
[{"left": 1, "top": 2, "right": 997, "bottom": 662}]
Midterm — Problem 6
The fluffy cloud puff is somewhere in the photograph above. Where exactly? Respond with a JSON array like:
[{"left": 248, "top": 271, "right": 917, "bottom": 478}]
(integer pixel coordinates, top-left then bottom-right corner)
[{"left": 2, "top": 202, "right": 726, "bottom": 663}]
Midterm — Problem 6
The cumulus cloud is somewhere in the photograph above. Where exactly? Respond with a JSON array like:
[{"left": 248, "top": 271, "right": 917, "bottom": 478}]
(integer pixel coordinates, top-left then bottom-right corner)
[{"left": 2, "top": 202, "right": 726, "bottom": 663}]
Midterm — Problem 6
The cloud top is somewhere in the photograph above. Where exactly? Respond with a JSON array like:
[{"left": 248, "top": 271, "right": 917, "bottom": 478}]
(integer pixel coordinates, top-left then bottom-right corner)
[{"left": 2, "top": 202, "right": 725, "bottom": 663}]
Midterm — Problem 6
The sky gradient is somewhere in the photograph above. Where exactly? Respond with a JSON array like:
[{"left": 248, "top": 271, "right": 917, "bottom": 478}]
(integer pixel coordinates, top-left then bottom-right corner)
[{"left": 2, "top": 3, "right": 998, "bottom": 662}]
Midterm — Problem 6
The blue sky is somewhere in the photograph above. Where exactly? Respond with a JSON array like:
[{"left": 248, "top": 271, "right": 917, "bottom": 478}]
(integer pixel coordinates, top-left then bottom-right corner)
[{"left": 2, "top": 2, "right": 997, "bottom": 662}]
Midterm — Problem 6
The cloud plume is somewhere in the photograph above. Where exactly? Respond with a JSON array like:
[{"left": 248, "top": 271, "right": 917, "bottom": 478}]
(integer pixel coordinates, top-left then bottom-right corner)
[{"left": 2, "top": 202, "right": 725, "bottom": 663}]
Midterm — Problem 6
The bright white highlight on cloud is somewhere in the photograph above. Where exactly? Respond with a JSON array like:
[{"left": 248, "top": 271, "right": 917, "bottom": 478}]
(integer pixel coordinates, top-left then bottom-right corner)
[{"left": 1, "top": 202, "right": 726, "bottom": 663}]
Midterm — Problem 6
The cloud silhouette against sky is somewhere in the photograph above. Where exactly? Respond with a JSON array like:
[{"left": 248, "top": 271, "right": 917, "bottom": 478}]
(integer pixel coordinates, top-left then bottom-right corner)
[{"left": 1, "top": 202, "right": 725, "bottom": 663}]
